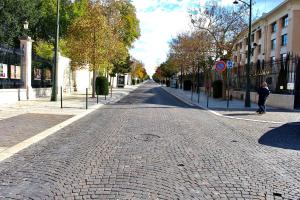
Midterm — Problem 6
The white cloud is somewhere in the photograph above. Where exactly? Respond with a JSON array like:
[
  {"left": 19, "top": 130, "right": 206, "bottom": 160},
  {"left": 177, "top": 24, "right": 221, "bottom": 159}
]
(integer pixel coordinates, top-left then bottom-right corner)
[
  {"left": 129, "top": 0, "right": 283, "bottom": 76},
  {"left": 130, "top": 0, "right": 195, "bottom": 76}
]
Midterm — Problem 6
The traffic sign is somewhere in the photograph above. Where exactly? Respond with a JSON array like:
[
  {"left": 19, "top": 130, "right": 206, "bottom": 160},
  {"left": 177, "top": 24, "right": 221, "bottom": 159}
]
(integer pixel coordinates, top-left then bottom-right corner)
[
  {"left": 215, "top": 61, "right": 227, "bottom": 72},
  {"left": 227, "top": 60, "right": 233, "bottom": 69}
]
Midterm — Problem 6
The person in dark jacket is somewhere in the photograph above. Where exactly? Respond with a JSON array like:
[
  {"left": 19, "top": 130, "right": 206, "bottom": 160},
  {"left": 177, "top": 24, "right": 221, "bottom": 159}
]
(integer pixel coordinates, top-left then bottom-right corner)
[{"left": 256, "top": 82, "right": 270, "bottom": 114}]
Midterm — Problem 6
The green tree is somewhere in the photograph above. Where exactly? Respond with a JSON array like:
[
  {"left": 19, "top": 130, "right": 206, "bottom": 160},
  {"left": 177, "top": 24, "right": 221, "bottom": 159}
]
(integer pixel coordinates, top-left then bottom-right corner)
[
  {"left": 112, "top": 56, "right": 132, "bottom": 75},
  {"left": 0, "top": 0, "right": 88, "bottom": 48},
  {"left": 34, "top": 0, "right": 88, "bottom": 43},
  {"left": 104, "top": 0, "right": 140, "bottom": 47},
  {"left": 66, "top": 2, "right": 127, "bottom": 97},
  {"left": 0, "top": 0, "right": 40, "bottom": 47}
]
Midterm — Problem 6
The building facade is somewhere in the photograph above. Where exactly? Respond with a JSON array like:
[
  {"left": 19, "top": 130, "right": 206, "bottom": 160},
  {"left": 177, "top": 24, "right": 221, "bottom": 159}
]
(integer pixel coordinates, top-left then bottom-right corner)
[{"left": 233, "top": 0, "right": 300, "bottom": 89}]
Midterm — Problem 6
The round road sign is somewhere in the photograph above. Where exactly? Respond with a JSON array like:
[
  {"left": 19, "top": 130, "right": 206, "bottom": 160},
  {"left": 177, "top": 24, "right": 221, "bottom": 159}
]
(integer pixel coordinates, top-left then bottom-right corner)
[{"left": 215, "top": 61, "right": 227, "bottom": 72}]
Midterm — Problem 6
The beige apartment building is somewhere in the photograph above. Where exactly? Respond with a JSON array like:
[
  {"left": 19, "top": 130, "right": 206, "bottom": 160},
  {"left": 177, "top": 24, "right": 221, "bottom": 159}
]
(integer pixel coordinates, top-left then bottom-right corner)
[
  {"left": 234, "top": 0, "right": 300, "bottom": 66},
  {"left": 231, "top": 0, "right": 300, "bottom": 109}
]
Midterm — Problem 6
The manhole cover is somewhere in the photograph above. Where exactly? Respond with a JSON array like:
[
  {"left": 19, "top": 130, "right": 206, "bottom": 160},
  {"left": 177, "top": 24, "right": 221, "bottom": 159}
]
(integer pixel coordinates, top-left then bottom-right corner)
[
  {"left": 273, "top": 193, "right": 282, "bottom": 197},
  {"left": 135, "top": 134, "right": 160, "bottom": 142}
]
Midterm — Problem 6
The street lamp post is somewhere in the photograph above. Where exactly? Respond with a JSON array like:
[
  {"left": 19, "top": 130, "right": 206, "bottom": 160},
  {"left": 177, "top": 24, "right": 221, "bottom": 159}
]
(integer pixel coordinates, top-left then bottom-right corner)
[
  {"left": 23, "top": 20, "right": 29, "bottom": 33},
  {"left": 233, "top": 0, "right": 252, "bottom": 107},
  {"left": 51, "top": 0, "right": 60, "bottom": 101}
]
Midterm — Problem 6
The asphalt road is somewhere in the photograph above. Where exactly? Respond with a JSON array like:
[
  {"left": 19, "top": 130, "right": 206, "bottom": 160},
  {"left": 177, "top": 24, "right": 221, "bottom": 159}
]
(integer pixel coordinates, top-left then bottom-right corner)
[{"left": 0, "top": 81, "right": 300, "bottom": 200}]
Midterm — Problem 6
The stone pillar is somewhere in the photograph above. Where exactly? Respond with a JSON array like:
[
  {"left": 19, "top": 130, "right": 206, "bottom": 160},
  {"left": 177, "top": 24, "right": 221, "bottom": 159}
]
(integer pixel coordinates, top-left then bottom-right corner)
[{"left": 20, "top": 36, "right": 34, "bottom": 99}]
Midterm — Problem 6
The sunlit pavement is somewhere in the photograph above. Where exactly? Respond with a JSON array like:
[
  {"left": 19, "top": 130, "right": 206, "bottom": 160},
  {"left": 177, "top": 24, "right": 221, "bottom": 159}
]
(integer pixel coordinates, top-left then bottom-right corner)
[{"left": 0, "top": 81, "right": 299, "bottom": 199}]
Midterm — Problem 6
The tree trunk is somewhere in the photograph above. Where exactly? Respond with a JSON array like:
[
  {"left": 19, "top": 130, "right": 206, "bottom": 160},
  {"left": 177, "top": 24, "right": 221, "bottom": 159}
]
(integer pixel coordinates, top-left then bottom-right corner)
[
  {"left": 110, "top": 76, "right": 113, "bottom": 97},
  {"left": 92, "top": 69, "right": 96, "bottom": 98}
]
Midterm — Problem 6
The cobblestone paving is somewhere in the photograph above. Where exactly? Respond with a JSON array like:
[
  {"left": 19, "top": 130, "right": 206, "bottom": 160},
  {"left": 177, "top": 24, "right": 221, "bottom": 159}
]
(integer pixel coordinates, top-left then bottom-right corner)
[
  {"left": 0, "top": 113, "right": 72, "bottom": 148},
  {"left": 0, "top": 82, "right": 300, "bottom": 199}
]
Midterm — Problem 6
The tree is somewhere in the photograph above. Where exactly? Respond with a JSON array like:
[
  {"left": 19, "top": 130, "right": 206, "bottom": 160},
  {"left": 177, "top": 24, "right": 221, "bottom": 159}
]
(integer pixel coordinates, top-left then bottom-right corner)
[
  {"left": 112, "top": 56, "right": 132, "bottom": 75},
  {"left": 190, "top": 0, "right": 248, "bottom": 60},
  {"left": 0, "top": 0, "right": 88, "bottom": 48},
  {"left": 168, "top": 31, "right": 212, "bottom": 93},
  {"left": 0, "top": 0, "right": 40, "bottom": 47},
  {"left": 103, "top": 0, "right": 140, "bottom": 47},
  {"left": 131, "top": 59, "right": 147, "bottom": 81},
  {"left": 34, "top": 0, "right": 89, "bottom": 43},
  {"left": 66, "top": 1, "right": 130, "bottom": 97}
]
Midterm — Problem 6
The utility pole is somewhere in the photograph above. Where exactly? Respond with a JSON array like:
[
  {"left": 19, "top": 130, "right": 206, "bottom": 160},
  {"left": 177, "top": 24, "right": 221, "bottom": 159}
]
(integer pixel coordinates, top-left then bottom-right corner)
[{"left": 51, "top": 0, "right": 60, "bottom": 101}]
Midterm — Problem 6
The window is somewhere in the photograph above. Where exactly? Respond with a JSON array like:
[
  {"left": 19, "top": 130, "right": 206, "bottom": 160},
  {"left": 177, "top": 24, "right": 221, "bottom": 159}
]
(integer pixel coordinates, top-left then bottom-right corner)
[
  {"left": 282, "top": 15, "right": 288, "bottom": 27},
  {"left": 239, "top": 42, "right": 243, "bottom": 49},
  {"left": 271, "top": 22, "right": 277, "bottom": 33},
  {"left": 271, "top": 39, "right": 276, "bottom": 50},
  {"left": 281, "top": 34, "right": 288, "bottom": 46},
  {"left": 257, "top": 30, "right": 262, "bottom": 39},
  {"left": 258, "top": 44, "right": 262, "bottom": 54},
  {"left": 251, "top": 34, "right": 255, "bottom": 42},
  {"left": 270, "top": 56, "right": 276, "bottom": 67},
  {"left": 281, "top": 53, "right": 287, "bottom": 61}
]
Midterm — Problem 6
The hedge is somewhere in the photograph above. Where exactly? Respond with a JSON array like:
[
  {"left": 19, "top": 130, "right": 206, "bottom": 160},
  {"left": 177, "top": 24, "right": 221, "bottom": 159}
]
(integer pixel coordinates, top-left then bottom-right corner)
[{"left": 96, "top": 76, "right": 109, "bottom": 95}]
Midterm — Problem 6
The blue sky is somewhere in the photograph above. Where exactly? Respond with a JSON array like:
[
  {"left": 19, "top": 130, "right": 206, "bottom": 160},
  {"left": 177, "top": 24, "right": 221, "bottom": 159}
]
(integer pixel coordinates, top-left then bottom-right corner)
[{"left": 130, "top": 0, "right": 285, "bottom": 76}]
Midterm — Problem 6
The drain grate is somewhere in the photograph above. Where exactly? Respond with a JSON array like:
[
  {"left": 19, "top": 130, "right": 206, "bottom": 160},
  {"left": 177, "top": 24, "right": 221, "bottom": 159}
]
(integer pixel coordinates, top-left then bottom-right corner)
[
  {"left": 135, "top": 134, "right": 160, "bottom": 142},
  {"left": 231, "top": 140, "right": 238, "bottom": 143},
  {"left": 177, "top": 164, "right": 185, "bottom": 167}
]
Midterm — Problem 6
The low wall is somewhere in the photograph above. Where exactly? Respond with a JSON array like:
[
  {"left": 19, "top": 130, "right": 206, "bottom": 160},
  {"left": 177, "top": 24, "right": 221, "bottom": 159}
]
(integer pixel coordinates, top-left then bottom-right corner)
[
  {"left": 0, "top": 88, "right": 52, "bottom": 105},
  {"left": 0, "top": 89, "right": 27, "bottom": 104},
  {"left": 231, "top": 90, "right": 295, "bottom": 110},
  {"left": 32, "top": 88, "right": 52, "bottom": 98}
]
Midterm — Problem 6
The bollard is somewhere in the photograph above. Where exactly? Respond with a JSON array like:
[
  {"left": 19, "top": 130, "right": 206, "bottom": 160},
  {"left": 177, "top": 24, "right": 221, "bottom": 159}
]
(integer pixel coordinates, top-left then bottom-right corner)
[
  {"left": 86, "top": 88, "right": 88, "bottom": 110},
  {"left": 105, "top": 95, "right": 106, "bottom": 100},
  {"left": 207, "top": 91, "right": 209, "bottom": 108},
  {"left": 18, "top": 88, "right": 20, "bottom": 101},
  {"left": 197, "top": 87, "right": 200, "bottom": 104},
  {"left": 97, "top": 94, "right": 98, "bottom": 104},
  {"left": 227, "top": 69, "right": 230, "bottom": 110},
  {"left": 60, "top": 87, "right": 63, "bottom": 109}
]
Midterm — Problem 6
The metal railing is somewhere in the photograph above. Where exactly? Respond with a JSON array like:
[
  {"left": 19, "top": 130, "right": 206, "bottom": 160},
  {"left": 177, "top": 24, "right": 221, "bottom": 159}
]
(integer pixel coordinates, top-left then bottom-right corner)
[{"left": 0, "top": 45, "right": 24, "bottom": 89}]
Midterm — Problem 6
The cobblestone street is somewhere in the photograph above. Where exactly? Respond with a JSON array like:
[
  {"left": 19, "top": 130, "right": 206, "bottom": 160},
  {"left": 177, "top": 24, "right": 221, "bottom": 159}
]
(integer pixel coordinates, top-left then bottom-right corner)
[{"left": 0, "top": 82, "right": 300, "bottom": 199}]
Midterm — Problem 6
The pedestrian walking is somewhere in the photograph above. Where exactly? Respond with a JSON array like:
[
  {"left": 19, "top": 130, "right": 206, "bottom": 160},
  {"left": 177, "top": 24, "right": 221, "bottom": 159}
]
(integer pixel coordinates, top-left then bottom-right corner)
[{"left": 256, "top": 82, "right": 270, "bottom": 114}]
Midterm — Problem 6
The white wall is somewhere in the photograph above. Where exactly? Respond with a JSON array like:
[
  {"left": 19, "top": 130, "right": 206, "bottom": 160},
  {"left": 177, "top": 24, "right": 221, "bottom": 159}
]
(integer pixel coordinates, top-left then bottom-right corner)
[
  {"left": 0, "top": 88, "right": 52, "bottom": 105},
  {"left": 74, "top": 67, "right": 92, "bottom": 92},
  {"left": 57, "top": 55, "right": 72, "bottom": 93}
]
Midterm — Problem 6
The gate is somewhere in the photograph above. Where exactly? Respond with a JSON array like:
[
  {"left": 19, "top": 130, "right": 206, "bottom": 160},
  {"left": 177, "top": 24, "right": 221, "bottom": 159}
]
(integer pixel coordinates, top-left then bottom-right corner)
[
  {"left": 0, "top": 45, "right": 23, "bottom": 89},
  {"left": 31, "top": 53, "right": 53, "bottom": 88},
  {"left": 294, "top": 57, "right": 300, "bottom": 108}
]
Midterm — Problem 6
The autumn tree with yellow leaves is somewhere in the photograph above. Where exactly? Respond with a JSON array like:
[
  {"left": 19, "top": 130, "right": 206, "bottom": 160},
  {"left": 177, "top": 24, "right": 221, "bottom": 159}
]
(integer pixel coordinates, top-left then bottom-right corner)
[{"left": 66, "top": 0, "right": 140, "bottom": 97}]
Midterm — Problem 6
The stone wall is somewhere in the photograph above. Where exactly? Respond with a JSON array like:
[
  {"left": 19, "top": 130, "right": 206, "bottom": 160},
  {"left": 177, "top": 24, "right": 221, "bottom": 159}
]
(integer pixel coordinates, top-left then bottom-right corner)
[{"left": 231, "top": 90, "right": 295, "bottom": 110}]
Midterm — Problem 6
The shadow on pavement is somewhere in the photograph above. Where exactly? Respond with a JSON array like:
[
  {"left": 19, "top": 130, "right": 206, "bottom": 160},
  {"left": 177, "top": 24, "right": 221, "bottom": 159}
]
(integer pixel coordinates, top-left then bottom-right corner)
[{"left": 258, "top": 122, "right": 300, "bottom": 150}]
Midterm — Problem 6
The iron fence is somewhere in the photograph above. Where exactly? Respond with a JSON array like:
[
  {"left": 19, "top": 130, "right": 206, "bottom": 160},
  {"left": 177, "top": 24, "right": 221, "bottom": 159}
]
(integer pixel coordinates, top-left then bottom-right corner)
[
  {"left": 0, "top": 45, "right": 24, "bottom": 89},
  {"left": 31, "top": 53, "right": 53, "bottom": 88},
  {"left": 231, "top": 55, "right": 298, "bottom": 95}
]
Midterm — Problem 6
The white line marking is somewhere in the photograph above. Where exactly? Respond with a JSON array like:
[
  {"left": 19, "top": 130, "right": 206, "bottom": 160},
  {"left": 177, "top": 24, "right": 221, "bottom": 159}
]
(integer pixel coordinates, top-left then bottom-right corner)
[
  {"left": 0, "top": 85, "right": 140, "bottom": 163},
  {"left": 0, "top": 104, "right": 104, "bottom": 163}
]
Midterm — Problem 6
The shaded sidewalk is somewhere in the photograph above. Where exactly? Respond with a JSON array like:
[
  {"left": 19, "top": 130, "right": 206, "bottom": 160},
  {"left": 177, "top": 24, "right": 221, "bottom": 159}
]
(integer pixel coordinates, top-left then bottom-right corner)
[{"left": 162, "top": 86, "right": 300, "bottom": 124}]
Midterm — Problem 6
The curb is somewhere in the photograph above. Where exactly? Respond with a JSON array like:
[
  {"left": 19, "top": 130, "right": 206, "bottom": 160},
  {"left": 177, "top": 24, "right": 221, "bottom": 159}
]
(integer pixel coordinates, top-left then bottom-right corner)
[
  {"left": 161, "top": 87, "right": 285, "bottom": 125},
  {"left": 0, "top": 84, "right": 141, "bottom": 163}
]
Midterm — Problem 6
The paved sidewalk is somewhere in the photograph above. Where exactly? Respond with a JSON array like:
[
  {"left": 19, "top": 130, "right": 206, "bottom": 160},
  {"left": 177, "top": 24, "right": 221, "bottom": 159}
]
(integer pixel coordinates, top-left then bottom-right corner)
[
  {"left": 0, "top": 84, "right": 141, "bottom": 155},
  {"left": 163, "top": 86, "right": 300, "bottom": 123}
]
